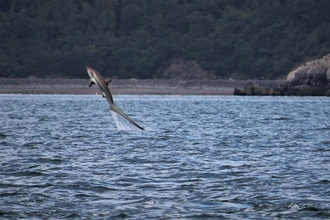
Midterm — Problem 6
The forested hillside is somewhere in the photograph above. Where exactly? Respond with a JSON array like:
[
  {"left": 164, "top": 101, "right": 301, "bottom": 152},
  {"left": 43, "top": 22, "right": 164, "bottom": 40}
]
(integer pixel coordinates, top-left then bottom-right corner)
[{"left": 1, "top": 0, "right": 330, "bottom": 79}]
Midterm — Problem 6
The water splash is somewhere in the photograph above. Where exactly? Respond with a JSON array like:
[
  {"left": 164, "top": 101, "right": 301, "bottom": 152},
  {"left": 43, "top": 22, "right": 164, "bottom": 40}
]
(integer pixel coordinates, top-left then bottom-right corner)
[{"left": 110, "top": 110, "right": 141, "bottom": 131}]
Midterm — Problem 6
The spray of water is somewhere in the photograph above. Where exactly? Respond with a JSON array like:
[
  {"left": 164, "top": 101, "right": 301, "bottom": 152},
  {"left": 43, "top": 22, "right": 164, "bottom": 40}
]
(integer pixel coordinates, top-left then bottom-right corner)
[{"left": 110, "top": 110, "right": 141, "bottom": 130}]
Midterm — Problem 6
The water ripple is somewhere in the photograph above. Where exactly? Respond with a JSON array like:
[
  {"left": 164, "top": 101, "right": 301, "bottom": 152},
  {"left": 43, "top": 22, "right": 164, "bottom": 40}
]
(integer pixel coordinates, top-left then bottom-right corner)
[{"left": 0, "top": 95, "right": 330, "bottom": 219}]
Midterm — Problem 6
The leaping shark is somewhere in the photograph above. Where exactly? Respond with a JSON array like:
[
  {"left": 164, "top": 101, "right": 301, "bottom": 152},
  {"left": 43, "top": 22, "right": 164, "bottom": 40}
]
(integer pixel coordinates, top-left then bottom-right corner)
[{"left": 87, "top": 66, "right": 144, "bottom": 130}]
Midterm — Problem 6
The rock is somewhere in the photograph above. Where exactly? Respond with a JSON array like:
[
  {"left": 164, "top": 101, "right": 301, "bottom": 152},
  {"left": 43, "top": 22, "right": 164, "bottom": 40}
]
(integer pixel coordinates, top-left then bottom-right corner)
[
  {"left": 269, "top": 85, "right": 286, "bottom": 96},
  {"left": 283, "top": 54, "right": 330, "bottom": 96},
  {"left": 234, "top": 82, "right": 272, "bottom": 96},
  {"left": 324, "top": 85, "right": 330, "bottom": 96},
  {"left": 236, "top": 54, "right": 330, "bottom": 96},
  {"left": 234, "top": 88, "right": 246, "bottom": 95},
  {"left": 253, "top": 84, "right": 270, "bottom": 95},
  {"left": 243, "top": 82, "right": 254, "bottom": 95},
  {"left": 327, "top": 69, "right": 330, "bottom": 83},
  {"left": 285, "top": 85, "right": 324, "bottom": 96}
]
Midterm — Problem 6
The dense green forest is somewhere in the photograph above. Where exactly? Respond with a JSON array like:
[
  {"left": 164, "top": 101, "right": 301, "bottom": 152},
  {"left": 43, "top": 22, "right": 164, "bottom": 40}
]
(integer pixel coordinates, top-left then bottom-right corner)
[{"left": 1, "top": 0, "right": 330, "bottom": 79}]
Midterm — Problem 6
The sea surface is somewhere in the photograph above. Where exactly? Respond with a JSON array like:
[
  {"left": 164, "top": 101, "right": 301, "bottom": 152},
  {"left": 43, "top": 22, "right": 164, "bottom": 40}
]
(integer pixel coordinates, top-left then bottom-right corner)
[{"left": 1, "top": 94, "right": 330, "bottom": 219}]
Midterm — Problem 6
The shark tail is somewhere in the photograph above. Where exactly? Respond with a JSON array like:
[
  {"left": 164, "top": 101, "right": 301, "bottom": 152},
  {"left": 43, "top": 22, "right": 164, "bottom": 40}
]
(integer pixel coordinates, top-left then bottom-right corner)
[{"left": 109, "top": 104, "right": 144, "bottom": 130}]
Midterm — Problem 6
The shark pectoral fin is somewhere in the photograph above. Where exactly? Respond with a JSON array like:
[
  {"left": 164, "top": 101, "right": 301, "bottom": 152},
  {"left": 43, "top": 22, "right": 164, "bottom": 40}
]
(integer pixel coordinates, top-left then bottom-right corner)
[
  {"left": 110, "top": 104, "right": 144, "bottom": 130},
  {"left": 88, "top": 80, "right": 95, "bottom": 87},
  {"left": 104, "top": 78, "right": 112, "bottom": 85}
]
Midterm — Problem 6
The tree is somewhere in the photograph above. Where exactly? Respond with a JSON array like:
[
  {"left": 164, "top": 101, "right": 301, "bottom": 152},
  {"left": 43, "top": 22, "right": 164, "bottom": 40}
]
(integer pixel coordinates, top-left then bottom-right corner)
[{"left": 0, "top": 0, "right": 330, "bottom": 79}]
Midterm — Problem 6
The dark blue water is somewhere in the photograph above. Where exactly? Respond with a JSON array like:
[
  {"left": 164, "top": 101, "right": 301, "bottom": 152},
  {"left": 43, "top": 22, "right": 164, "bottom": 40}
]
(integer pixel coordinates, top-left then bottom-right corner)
[{"left": 1, "top": 94, "right": 330, "bottom": 219}]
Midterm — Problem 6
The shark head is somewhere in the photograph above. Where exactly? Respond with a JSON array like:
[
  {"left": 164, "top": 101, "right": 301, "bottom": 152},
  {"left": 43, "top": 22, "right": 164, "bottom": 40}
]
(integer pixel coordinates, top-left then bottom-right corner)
[
  {"left": 86, "top": 66, "right": 96, "bottom": 79},
  {"left": 86, "top": 66, "right": 113, "bottom": 103}
]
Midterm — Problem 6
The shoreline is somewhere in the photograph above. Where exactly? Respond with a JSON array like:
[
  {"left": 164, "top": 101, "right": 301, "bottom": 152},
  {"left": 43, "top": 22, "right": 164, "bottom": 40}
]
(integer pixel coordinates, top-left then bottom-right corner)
[
  {"left": 0, "top": 87, "right": 234, "bottom": 95},
  {"left": 0, "top": 78, "right": 284, "bottom": 95}
]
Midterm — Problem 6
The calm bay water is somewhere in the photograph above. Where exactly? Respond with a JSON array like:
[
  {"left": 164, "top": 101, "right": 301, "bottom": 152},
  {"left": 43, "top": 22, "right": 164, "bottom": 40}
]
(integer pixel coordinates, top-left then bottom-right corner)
[{"left": 1, "top": 94, "right": 330, "bottom": 219}]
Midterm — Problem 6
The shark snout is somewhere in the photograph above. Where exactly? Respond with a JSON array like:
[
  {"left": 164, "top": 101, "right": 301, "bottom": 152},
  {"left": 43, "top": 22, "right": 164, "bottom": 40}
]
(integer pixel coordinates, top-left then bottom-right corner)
[{"left": 86, "top": 66, "right": 95, "bottom": 78}]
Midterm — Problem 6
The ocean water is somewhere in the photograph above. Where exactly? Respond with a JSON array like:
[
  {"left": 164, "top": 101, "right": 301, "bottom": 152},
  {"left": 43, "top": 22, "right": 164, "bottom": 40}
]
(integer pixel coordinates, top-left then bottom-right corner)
[{"left": 1, "top": 94, "right": 330, "bottom": 219}]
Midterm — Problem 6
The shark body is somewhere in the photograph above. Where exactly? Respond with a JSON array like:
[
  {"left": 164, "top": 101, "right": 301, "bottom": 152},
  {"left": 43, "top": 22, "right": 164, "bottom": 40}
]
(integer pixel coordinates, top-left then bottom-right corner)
[{"left": 87, "top": 66, "right": 144, "bottom": 130}]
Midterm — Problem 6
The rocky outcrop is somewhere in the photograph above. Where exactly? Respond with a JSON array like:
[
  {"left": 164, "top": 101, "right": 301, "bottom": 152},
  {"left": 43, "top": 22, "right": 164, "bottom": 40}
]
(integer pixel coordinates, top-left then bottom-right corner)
[
  {"left": 234, "top": 81, "right": 273, "bottom": 96},
  {"left": 284, "top": 55, "right": 330, "bottom": 96},
  {"left": 235, "top": 54, "right": 330, "bottom": 96},
  {"left": 233, "top": 88, "right": 246, "bottom": 95}
]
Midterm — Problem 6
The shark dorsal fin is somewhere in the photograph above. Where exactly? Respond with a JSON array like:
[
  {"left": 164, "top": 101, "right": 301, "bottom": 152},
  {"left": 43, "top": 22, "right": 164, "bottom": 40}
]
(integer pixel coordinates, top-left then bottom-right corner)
[
  {"left": 104, "top": 78, "right": 112, "bottom": 85},
  {"left": 88, "top": 80, "right": 95, "bottom": 87}
]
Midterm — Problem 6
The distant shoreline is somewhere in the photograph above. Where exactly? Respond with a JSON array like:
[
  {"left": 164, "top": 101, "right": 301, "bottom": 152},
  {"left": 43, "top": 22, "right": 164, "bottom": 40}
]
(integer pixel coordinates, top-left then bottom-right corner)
[{"left": 0, "top": 78, "right": 284, "bottom": 95}]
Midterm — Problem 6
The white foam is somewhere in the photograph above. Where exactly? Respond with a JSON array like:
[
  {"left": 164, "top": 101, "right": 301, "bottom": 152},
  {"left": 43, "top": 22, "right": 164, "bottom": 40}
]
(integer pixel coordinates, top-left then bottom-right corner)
[{"left": 110, "top": 110, "right": 140, "bottom": 131}]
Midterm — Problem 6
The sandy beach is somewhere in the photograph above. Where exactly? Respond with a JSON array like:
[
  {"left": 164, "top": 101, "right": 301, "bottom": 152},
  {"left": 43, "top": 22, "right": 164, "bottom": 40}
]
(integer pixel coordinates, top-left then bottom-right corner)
[{"left": 0, "top": 78, "right": 284, "bottom": 95}]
